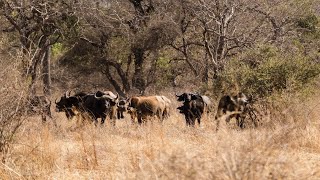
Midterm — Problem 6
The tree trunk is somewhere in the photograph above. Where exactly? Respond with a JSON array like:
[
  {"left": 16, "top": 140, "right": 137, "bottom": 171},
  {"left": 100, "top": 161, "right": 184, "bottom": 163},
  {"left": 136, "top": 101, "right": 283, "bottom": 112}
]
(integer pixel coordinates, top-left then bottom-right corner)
[
  {"left": 202, "top": 53, "right": 209, "bottom": 84},
  {"left": 132, "top": 47, "right": 146, "bottom": 93},
  {"left": 27, "top": 36, "right": 49, "bottom": 97},
  {"left": 42, "top": 45, "right": 51, "bottom": 96},
  {"left": 27, "top": 48, "right": 45, "bottom": 96},
  {"left": 104, "top": 64, "right": 127, "bottom": 97},
  {"left": 104, "top": 60, "right": 131, "bottom": 97}
]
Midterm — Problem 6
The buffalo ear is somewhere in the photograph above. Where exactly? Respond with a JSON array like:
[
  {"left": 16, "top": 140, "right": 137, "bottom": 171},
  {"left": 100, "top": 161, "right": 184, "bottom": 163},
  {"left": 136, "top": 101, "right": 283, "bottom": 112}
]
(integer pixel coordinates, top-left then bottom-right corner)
[
  {"left": 176, "top": 93, "right": 185, "bottom": 102},
  {"left": 226, "top": 95, "right": 234, "bottom": 104},
  {"left": 95, "top": 91, "right": 104, "bottom": 97},
  {"left": 190, "top": 94, "right": 198, "bottom": 100},
  {"left": 177, "top": 106, "right": 184, "bottom": 110}
]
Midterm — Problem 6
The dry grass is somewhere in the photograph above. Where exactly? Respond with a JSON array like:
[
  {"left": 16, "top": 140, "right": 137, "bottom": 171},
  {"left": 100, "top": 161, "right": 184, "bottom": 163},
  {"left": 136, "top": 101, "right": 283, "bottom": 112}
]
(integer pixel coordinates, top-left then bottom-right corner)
[
  {"left": 1, "top": 47, "right": 320, "bottom": 179},
  {"left": 1, "top": 95, "right": 320, "bottom": 180}
]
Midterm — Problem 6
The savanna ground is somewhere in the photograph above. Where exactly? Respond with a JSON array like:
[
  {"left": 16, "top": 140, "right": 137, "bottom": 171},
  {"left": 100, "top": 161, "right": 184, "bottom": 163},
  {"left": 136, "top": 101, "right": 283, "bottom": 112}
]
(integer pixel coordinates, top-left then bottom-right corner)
[{"left": 1, "top": 90, "right": 320, "bottom": 180}]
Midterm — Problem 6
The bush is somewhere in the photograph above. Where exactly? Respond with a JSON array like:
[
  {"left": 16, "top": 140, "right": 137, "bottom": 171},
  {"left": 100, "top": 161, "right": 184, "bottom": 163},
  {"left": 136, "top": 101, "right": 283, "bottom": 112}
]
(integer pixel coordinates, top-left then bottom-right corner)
[
  {"left": 0, "top": 58, "right": 27, "bottom": 162},
  {"left": 213, "top": 45, "right": 320, "bottom": 98},
  {"left": 297, "top": 14, "right": 318, "bottom": 33}
]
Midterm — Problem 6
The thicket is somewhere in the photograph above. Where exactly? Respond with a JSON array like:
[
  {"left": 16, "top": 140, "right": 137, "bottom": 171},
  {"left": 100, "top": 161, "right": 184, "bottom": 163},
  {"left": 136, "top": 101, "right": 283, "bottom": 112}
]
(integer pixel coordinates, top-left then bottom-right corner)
[{"left": 214, "top": 45, "right": 320, "bottom": 98}]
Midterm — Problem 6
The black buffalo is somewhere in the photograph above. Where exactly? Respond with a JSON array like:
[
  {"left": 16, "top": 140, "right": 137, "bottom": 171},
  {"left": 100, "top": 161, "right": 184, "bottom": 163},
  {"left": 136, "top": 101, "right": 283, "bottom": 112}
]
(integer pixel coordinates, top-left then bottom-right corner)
[
  {"left": 55, "top": 91, "right": 87, "bottom": 120},
  {"left": 215, "top": 92, "right": 252, "bottom": 129},
  {"left": 176, "top": 93, "right": 206, "bottom": 126},
  {"left": 55, "top": 90, "right": 119, "bottom": 125}
]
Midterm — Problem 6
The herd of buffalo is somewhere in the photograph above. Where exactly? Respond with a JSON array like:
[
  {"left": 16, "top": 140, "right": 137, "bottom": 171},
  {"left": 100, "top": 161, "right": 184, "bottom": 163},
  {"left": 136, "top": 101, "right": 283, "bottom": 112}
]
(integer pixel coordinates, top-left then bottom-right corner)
[{"left": 27, "top": 90, "right": 258, "bottom": 129}]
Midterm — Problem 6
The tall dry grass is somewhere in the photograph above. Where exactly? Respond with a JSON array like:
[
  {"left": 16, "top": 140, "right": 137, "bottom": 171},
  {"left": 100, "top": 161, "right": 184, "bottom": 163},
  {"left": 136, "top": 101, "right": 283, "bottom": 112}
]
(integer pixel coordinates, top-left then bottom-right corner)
[
  {"left": 1, "top": 93, "right": 320, "bottom": 180},
  {"left": 1, "top": 39, "right": 320, "bottom": 179}
]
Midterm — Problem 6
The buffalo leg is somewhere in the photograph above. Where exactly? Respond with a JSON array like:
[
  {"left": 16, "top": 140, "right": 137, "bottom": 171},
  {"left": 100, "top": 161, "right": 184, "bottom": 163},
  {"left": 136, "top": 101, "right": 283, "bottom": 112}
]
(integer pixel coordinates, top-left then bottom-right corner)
[
  {"left": 187, "top": 115, "right": 196, "bottom": 126},
  {"left": 236, "top": 115, "right": 245, "bottom": 129},
  {"left": 117, "top": 111, "right": 121, "bottom": 119},
  {"left": 216, "top": 119, "right": 220, "bottom": 131},
  {"left": 110, "top": 118, "right": 116, "bottom": 126},
  {"left": 155, "top": 109, "right": 163, "bottom": 123},
  {"left": 137, "top": 114, "right": 143, "bottom": 124},
  {"left": 185, "top": 116, "right": 191, "bottom": 126},
  {"left": 195, "top": 110, "right": 202, "bottom": 126},
  {"left": 46, "top": 107, "right": 52, "bottom": 119},
  {"left": 197, "top": 118, "right": 201, "bottom": 126},
  {"left": 117, "top": 110, "right": 124, "bottom": 119},
  {"left": 119, "top": 111, "right": 124, "bottom": 119},
  {"left": 41, "top": 113, "right": 46, "bottom": 122},
  {"left": 239, "top": 119, "right": 245, "bottom": 128},
  {"left": 191, "top": 117, "right": 196, "bottom": 126},
  {"left": 116, "top": 111, "right": 120, "bottom": 119},
  {"left": 215, "top": 115, "right": 220, "bottom": 131},
  {"left": 196, "top": 115, "right": 201, "bottom": 126}
]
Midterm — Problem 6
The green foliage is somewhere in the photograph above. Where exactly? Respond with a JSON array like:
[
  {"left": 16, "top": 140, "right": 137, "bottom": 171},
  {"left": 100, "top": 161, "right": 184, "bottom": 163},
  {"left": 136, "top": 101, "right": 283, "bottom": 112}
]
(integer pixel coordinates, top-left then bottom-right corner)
[
  {"left": 157, "top": 57, "right": 171, "bottom": 69},
  {"left": 213, "top": 45, "right": 320, "bottom": 98},
  {"left": 154, "top": 55, "right": 174, "bottom": 90},
  {"left": 52, "top": 43, "right": 64, "bottom": 57},
  {"left": 296, "top": 14, "right": 320, "bottom": 40},
  {"left": 297, "top": 14, "right": 318, "bottom": 32},
  {"left": 108, "top": 36, "right": 131, "bottom": 64}
]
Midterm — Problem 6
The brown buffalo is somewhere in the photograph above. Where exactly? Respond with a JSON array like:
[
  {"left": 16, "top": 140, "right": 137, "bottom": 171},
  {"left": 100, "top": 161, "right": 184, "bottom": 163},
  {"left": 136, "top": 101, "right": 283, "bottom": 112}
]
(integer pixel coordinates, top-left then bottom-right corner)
[
  {"left": 157, "top": 96, "right": 172, "bottom": 119},
  {"left": 27, "top": 95, "right": 52, "bottom": 122},
  {"left": 127, "top": 96, "right": 167, "bottom": 124},
  {"left": 201, "top": 95, "right": 213, "bottom": 114}
]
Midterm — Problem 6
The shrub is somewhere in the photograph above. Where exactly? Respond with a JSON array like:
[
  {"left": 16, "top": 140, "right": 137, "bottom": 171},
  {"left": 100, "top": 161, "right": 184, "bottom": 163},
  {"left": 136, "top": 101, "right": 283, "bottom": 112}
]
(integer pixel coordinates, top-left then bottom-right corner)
[
  {"left": 0, "top": 58, "right": 27, "bottom": 162},
  {"left": 297, "top": 14, "right": 318, "bottom": 33},
  {"left": 213, "top": 45, "right": 320, "bottom": 98}
]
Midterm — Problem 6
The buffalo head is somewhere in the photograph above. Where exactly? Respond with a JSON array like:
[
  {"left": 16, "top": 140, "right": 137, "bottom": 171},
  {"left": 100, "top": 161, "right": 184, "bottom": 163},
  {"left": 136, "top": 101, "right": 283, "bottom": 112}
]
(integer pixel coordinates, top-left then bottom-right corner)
[
  {"left": 176, "top": 93, "right": 192, "bottom": 102},
  {"left": 95, "top": 90, "right": 119, "bottom": 105}
]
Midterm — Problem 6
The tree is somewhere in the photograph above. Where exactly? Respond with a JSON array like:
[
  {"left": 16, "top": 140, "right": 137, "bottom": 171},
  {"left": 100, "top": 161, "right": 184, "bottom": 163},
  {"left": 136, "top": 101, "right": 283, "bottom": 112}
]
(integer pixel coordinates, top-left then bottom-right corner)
[
  {"left": 0, "top": 0, "right": 78, "bottom": 96},
  {"left": 76, "top": 0, "right": 178, "bottom": 95}
]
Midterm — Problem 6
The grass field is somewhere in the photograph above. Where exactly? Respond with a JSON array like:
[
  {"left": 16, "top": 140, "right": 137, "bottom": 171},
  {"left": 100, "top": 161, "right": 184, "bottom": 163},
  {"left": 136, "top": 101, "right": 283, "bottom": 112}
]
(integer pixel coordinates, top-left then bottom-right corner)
[{"left": 1, "top": 93, "right": 320, "bottom": 180}]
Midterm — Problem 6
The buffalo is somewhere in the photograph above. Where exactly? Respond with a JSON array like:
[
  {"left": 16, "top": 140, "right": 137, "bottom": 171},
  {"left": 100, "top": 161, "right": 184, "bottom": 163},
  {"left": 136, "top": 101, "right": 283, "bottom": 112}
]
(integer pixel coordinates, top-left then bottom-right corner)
[
  {"left": 55, "top": 91, "right": 87, "bottom": 120},
  {"left": 93, "top": 90, "right": 119, "bottom": 125},
  {"left": 158, "top": 96, "right": 172, "bottom": 119},
  {"left": 201, "top": 95, "right": 213, "bottom": 114},
  {"left": 116, "top": 97, "right": 127, "bottom": 119},
  {"left": 215, "top": 92, "right": 253, "bottom": 129},
  {"left": 127, "top": 95, "right": 169, "bottom": 124},
  {"left": 176, "top": 93, "right": 207, "bottom": 126},
  {"left": 27, "top": 95, "right": 52, "bottom": 122},
  {"left": 55, "top": 90, "right": 119, "bottom": 125}
]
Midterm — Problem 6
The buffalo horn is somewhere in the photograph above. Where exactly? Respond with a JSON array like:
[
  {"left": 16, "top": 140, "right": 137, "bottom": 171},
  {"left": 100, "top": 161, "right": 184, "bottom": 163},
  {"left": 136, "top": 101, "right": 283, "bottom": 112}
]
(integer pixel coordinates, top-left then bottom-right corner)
[
  {"left": 94, "top": 92, "right": 113, "bottom": 100},
  {"left": 65, "top": 90, "right": 71, "bottom": 98},
  {"left": 102, "top": 94, "right": 114, "bottom": 100}
]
